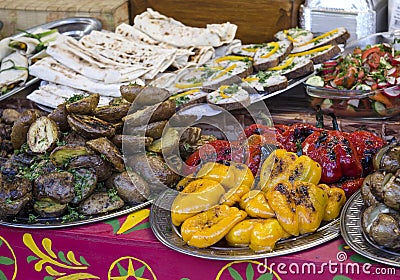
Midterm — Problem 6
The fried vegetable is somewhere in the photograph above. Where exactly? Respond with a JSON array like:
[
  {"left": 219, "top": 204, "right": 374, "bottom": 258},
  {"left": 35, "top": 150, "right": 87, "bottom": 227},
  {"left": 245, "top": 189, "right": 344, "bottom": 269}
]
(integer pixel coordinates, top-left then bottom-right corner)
[
  {"left": 1, "top": 108, "right": 20, "bottom": 124},
  {"left": 239, "top": 190, "right": 275, "bottom": 218},
  {"left": 67, "top": 114, "right": 116, "bottom": 139},
  {"left": 65, "top": 93, "right": 99, "bottom": 114},
  {"left": 50, "top": 145, "right": 91, "bottom": 166},
  {"left": 27, "top": 116, "right": 60, "bottom": 153},
  {"left": 68, "top": 154, "right": 113, "bottom": 182},
  {"left": 78, "top": 191, "right": 124, "bottom": 215},
  {"left": 111, "top": 171, "right": 150, "bottom": 204},
  {"left": 171, "top": 178, "right": 225, "bottom": 226},
  {"left": 10, "top": 109, "right": 41, "bottom": 149},
  {"left": 48, "top": 103, "right": 69, "bottom": 132},
  {"left": 33, "top": 198, "right": 68, "bottom": 218},
  {"left": 180, "top": 205, "right": 247, "bottom": 248},
  {"left": 93, "top": 103, "right": 131, "bottom": 122},
  {"left": 226, "top": 218, "right": 290, "bottom": 252},
  {"left": 86, "top": 137, "right": 124, "bottom": 172},
  {"left": 34, "top": 171, "right": 75, "bottom": 204}
]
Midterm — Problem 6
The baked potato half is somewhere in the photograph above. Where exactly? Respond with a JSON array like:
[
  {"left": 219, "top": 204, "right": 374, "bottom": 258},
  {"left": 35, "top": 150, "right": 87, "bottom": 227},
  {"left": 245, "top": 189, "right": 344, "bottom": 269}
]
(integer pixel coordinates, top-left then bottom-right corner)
[
  {"left": 10, "top": 109, "right": 42, "bottom": 149},
  {"left": 50, "top": 145, "right": 91, "bottom": 166},
  {"left": 27, "top": 116, "right": 60, "bottom": 153},
  {"left": 65, "top": 93, "right": 99, "bottom": 115}
]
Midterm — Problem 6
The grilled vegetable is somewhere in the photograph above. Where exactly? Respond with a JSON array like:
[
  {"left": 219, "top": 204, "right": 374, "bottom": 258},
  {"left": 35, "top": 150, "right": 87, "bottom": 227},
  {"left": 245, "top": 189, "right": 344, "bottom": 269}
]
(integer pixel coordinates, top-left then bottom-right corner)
[
  {"left": 0, "top": 175, "right": 32, "bottom": 217},
  {"left": 147, "top": 127, "right": 179, "bottom": 154},
  {"left": 48, "top": 103, "right": 69, "bottom": 132},
  {"left": 70, "top": 168, "right": 98, "bottom": 205},
  {"left": 78, "top": 191, "right": 124, "bottom": 215},
  {"left": 374, "top": 143, "right": 400, "bottom": 174},
  {"left": 10, "top": 109, "right": 41, "bottom": 149},
  {"left": 226, "top": 218, "right": 290, "bottom": 252},
  {"left": 27, "top": 116, "right": 60, "bottom": 153},
  {"left": 180, "top": 205, "right": 247, "bottom": 248},
  {"left": 34, "top": 171, "right": 75, "bottom": 204},
  {"left": 68, "top": 154, "right": 113, "bottom": 182},
  {"left": 93, "top": 103, "right": 130, "bottom": 122},
  {"left": 1, "top": 109, "right": 20, "bottom": 124},
  {"left": 50, "top": 145, "right": 91, "bottom": 166},
  {"left": 111, "top": 171, "right": 149, "bottom": 204},
  {"left": 126, "top": 120, "right": 167, "bottom": 139},
  {"left": 317, "top": 184, "right": 346, "bottom": 221},
  {"left": 239, "top": 190, "right": 275, "bottom": 218},
  {"left": 33, "top": 198, "right": 68, "bottom": 218},
  {"left": 123, "top": 99, "right": 175, "bottom": 126},
  {"left": 171, "top": 178, "right": 225, "bottom": 226},
  {"left": 65, "top": 93, "right": 99, "bottom": 114},
  {"left": 120, "top": 83, "right": 143, "bottom": 103},
  {"left": 67, "top": 114, "right": 116, "bottom": 139},
  {"left": 111, "top": 134, "right": 153, "bottom": 154},
  {"left": 86, "top": 137, "right": 124, "bottom": 172}
]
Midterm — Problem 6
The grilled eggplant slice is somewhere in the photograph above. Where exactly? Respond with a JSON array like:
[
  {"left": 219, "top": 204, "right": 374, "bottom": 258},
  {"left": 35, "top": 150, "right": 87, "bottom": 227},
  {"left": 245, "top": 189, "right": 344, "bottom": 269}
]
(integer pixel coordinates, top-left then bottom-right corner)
[
  {"left": 50, "top": 145, "right": 91, "bottom": 166},
  {"left": 86, "top": 137, "right": 124, "bottom": 172},
  {"left": 27, "top": 116, "right": 60, "bottom": 153},
  {"left": 93, "top": 103, "right": 131, "bottom": 122},
  {"left": 65, "top": 93, "right": 99, "bottom": 114},
  {"left": 68, "top": 154, "right": 113, "bottom": 181},
  {"left": 70, "top": 168, "right": 98, "bottom": 205},
  {"left": 78, "top": 191, "right": 124, "bottom": 215},
  {"left": 34, "top": 171, "right": 75, "bottom": 204},
  {"left": 10, "top": 109, "right": 42, "bottom": 149},
  {"left": 67, "top": 114, "right": 116, "bottom": 139},
  {"left": 48, "top": 103, "right": 69, "bottom": 132},
  {"left": 111, "top": 171, "right": 149, "bottom": 204},
  {"left": 33, "top": 198, "right": 68, "bottom": 218}
]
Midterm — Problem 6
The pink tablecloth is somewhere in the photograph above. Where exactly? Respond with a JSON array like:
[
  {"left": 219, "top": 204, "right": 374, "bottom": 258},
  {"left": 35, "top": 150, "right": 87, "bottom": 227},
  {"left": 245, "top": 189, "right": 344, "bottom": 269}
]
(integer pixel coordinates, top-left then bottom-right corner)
[{"left": 0, "top": 207, "right": 399, "bottom": 280}]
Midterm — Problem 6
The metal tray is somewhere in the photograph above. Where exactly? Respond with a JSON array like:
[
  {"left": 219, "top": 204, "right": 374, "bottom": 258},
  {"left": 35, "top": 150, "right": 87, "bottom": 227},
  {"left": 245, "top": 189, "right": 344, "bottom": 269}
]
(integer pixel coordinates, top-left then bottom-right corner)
[
  {"left": 150, "top": 188, "right": 340, "bottom": 260},
  {"left": 0, "top": 200, "right": 152, "bottom": 229},
  {"left": 0, "top": 17, "right": 102, "bottom": 103},
  {"left": 340, "top": 191, "right": 400, "bottom": 268}
]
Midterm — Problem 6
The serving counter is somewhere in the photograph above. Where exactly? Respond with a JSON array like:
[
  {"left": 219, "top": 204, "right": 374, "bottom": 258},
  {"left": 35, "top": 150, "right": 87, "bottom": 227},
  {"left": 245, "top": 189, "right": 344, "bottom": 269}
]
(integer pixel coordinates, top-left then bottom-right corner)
[{"left": 0, "top": 88, "right": 399, "bottom": 280}]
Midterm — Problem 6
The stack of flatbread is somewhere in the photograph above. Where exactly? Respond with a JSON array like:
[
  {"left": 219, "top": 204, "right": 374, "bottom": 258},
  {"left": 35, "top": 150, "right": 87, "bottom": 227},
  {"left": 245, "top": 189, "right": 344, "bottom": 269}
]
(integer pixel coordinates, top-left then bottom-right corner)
[{"left": 28, "top": 8, "right": 239, "bottom": 106}]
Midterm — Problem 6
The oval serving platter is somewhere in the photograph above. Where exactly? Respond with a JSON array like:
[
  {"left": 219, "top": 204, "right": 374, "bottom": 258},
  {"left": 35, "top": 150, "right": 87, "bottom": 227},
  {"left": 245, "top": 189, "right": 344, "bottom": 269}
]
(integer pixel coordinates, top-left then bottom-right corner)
[
  {"left": 150, "top": 188, "right": 340, "bottom": 260},
  {"left": 0, "top": 17, "right": 102, "bottom": 103},
  {"left": 340, "top": 191, "right": 400, "bottom": 268}
]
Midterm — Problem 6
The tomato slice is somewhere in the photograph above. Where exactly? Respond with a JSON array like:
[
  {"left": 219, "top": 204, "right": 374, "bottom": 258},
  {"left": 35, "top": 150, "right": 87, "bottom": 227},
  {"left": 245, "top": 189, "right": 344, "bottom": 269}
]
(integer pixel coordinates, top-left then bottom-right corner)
[
  {"left": 361, "top": 46, "right": 381, "bottom": 61},
  {"left": 367, "top": 52, "right": 380, "bottom": 69}
]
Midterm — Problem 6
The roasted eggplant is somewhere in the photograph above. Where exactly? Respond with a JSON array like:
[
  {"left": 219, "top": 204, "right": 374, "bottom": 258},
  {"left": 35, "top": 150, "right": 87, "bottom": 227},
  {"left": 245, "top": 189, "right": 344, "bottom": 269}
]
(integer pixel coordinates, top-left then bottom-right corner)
[
  {"left": 86, "top": 137, "right": 125, "bottom": 172},
  {"left": 10, "top": 109, "right": 42, "bottom": 149},
  {"left": 27, "top": 116, "right": 60, "bottom": 153},
  {"left": 78, "top": 191, "right": 124, "bottom": 215},
  {"left": 67, "top": 114, "right": 116, "bottom": 139},
  {"left": 65, "top": 93, "right": 99, "bottom": 114}
]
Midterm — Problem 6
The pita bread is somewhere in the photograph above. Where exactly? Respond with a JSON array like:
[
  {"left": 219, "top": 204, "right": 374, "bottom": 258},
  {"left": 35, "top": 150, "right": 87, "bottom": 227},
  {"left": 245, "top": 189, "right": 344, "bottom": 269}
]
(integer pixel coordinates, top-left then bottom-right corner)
[
  {"left": 0, "top": 38, "right": 13, "bottom": 61},
  {"left": 0, "top": 52, "right": 28, "bottom": 88},
  {"left": 29, "top": 57, "right": 125, "bottom": 97}
]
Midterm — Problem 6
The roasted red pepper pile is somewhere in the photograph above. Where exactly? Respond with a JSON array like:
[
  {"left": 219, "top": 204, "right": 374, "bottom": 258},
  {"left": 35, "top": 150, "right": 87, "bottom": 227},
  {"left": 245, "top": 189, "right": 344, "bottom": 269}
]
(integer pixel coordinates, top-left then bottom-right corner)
[{"left": 184, "top": 123, "right": 386, "bottom": 197}]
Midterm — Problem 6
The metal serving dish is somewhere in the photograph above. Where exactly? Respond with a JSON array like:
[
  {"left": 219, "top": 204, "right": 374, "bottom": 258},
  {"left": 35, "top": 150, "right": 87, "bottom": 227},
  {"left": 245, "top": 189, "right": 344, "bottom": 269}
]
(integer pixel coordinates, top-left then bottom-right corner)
[{"left": 0, "top": 17, "right": 102, "bottom": 103}]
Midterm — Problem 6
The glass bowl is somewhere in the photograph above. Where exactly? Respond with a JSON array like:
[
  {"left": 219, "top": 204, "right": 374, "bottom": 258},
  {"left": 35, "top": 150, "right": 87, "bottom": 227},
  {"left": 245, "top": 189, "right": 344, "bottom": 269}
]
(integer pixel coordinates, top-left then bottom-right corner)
[
  {"left": 304, "top": 84, "right": 400, "bottom": 119},
  {"left": 304, "top": 30, "right": 400, "bottom": 119}
]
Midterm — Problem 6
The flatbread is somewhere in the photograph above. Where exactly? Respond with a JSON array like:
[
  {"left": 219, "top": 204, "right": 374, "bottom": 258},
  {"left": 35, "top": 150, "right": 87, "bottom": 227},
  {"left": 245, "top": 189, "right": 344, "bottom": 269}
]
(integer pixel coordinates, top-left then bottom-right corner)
[{"left": 0, "top": 52, "right": 28, "bottom": 88}]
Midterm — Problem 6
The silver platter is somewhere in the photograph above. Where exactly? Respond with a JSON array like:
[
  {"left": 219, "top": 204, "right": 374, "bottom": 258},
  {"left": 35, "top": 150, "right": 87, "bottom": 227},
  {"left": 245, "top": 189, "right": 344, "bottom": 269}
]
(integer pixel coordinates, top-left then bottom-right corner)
[
  {"left": 340, "top": 191, "right": 400, "bottom": 268},
  {"left": 150, "top": 188, "right": 340, "bottom": 260},
  {"left": 0, "top": 17, "right": 102, "bottom": 103},
  {"left": 0, "top": 200, "right": 152, "bottom": 229}
]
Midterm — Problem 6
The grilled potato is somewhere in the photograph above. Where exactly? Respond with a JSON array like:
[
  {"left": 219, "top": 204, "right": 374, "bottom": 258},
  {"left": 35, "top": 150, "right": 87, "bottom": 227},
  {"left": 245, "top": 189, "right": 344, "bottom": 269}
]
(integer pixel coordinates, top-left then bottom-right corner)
[
  {"left": 78, "top": 191, "right": 124, "bottom": 215},
  {"left": 112, "top": 134, "right": 153, "bottom": 154},
  {"left": 111, "top": 171, "right": 150, "bottom": 204},
  {"left": 10, "top": 109, "right": 42, "bottom": 149},
  {"left": 33, "top": 198, "right": 68, "bottom": 218},
  {"left": 65, "top": 93, "right": 99, "bottom": 114},
  {"left": 68, "top": 154, "right": 113, "bottom": 181},
  {"left": 120, "top": 83, "right": 144, "bottom": 103},
  {"left": 86, "top": 137, "right": 125, "bottom": 172},
  {"left": 27, "top": 116, "right": 60, "bottom": 153},
  {"left": 125, "top": 120, "right": 167, "bottom": 139},
  {"left": 34, "top": 171, "right": 75, "bottom": 204},
  {"left": 48, "top": 103, "right": 69, "bottom": 132},
  {"left": 123, "top": 99, "right": 175, "bottom": 126},
  {"left": 50, "top": 145, "right": 91, "bottom": 166},
  {"left": 1, "top": 108, "right": 20, "bottom": 124},
  {"left": 93, "top": 103, "right": 131, "bottom": 122},
  {"left": 70, "top": 168, "right": 98, "bottom": 205},
  {"left": 67, "top": 114, "right": 116, "bottom": 139}
]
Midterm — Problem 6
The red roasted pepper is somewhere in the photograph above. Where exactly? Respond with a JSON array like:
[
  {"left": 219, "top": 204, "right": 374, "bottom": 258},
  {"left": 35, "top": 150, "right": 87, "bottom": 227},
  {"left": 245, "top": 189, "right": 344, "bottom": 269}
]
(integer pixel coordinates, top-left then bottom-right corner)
[
  {"left": 280, "top": 123, "right": 322, "bottom": 153},
  {"left": 302, "top": 130, "right": 363, "bottom": 183},
  {"left": 330, "top": 177, "right": 364, "bottom": 198}
]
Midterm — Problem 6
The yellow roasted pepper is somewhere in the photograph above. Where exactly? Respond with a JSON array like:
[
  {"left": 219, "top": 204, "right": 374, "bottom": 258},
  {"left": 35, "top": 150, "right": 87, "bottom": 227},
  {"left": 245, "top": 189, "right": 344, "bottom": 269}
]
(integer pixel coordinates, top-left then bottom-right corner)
[
  {"left": 196, "top": 161, "right": 254, "bottom": 190},
  {"left": 226, "top": 218, "right": 291, "bottom": 252},
  {"left": 239, "top": 190, "right": 275, "bottom": 219},
  {"left": 266, "top": 180, "right": 328, "bottom": 236},
  {"left": 220, "top": 184, "right": 250, "bottom": 206},
  {"left": 171, "top": 179, "right": 225, "bottom": 226},
  {"left": 317, "top": 184, "right": 346, "bottom": 221},
  {"left": 180, "top": 205, "right": 247, "bottom": 248},
  {"left": 258, "top": 149, "right": 322, "bottom": 192}
]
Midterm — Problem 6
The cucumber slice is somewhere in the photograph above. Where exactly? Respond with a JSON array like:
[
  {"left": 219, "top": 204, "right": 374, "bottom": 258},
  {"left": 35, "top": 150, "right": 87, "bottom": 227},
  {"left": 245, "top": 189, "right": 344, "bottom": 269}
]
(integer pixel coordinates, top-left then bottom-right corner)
[
  {"left": 306, "top": 76, "right": 324, "bottom": 87},
  {"left": 373, "top": 101, "right": 387, "bottom": 115}
]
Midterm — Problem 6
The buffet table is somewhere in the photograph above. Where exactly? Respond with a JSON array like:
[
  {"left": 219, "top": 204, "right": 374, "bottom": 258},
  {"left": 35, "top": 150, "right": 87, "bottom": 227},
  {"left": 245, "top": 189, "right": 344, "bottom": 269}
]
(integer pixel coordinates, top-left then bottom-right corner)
[{"left": 0, "top": 88, "right": 399, "bottom": 280}]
